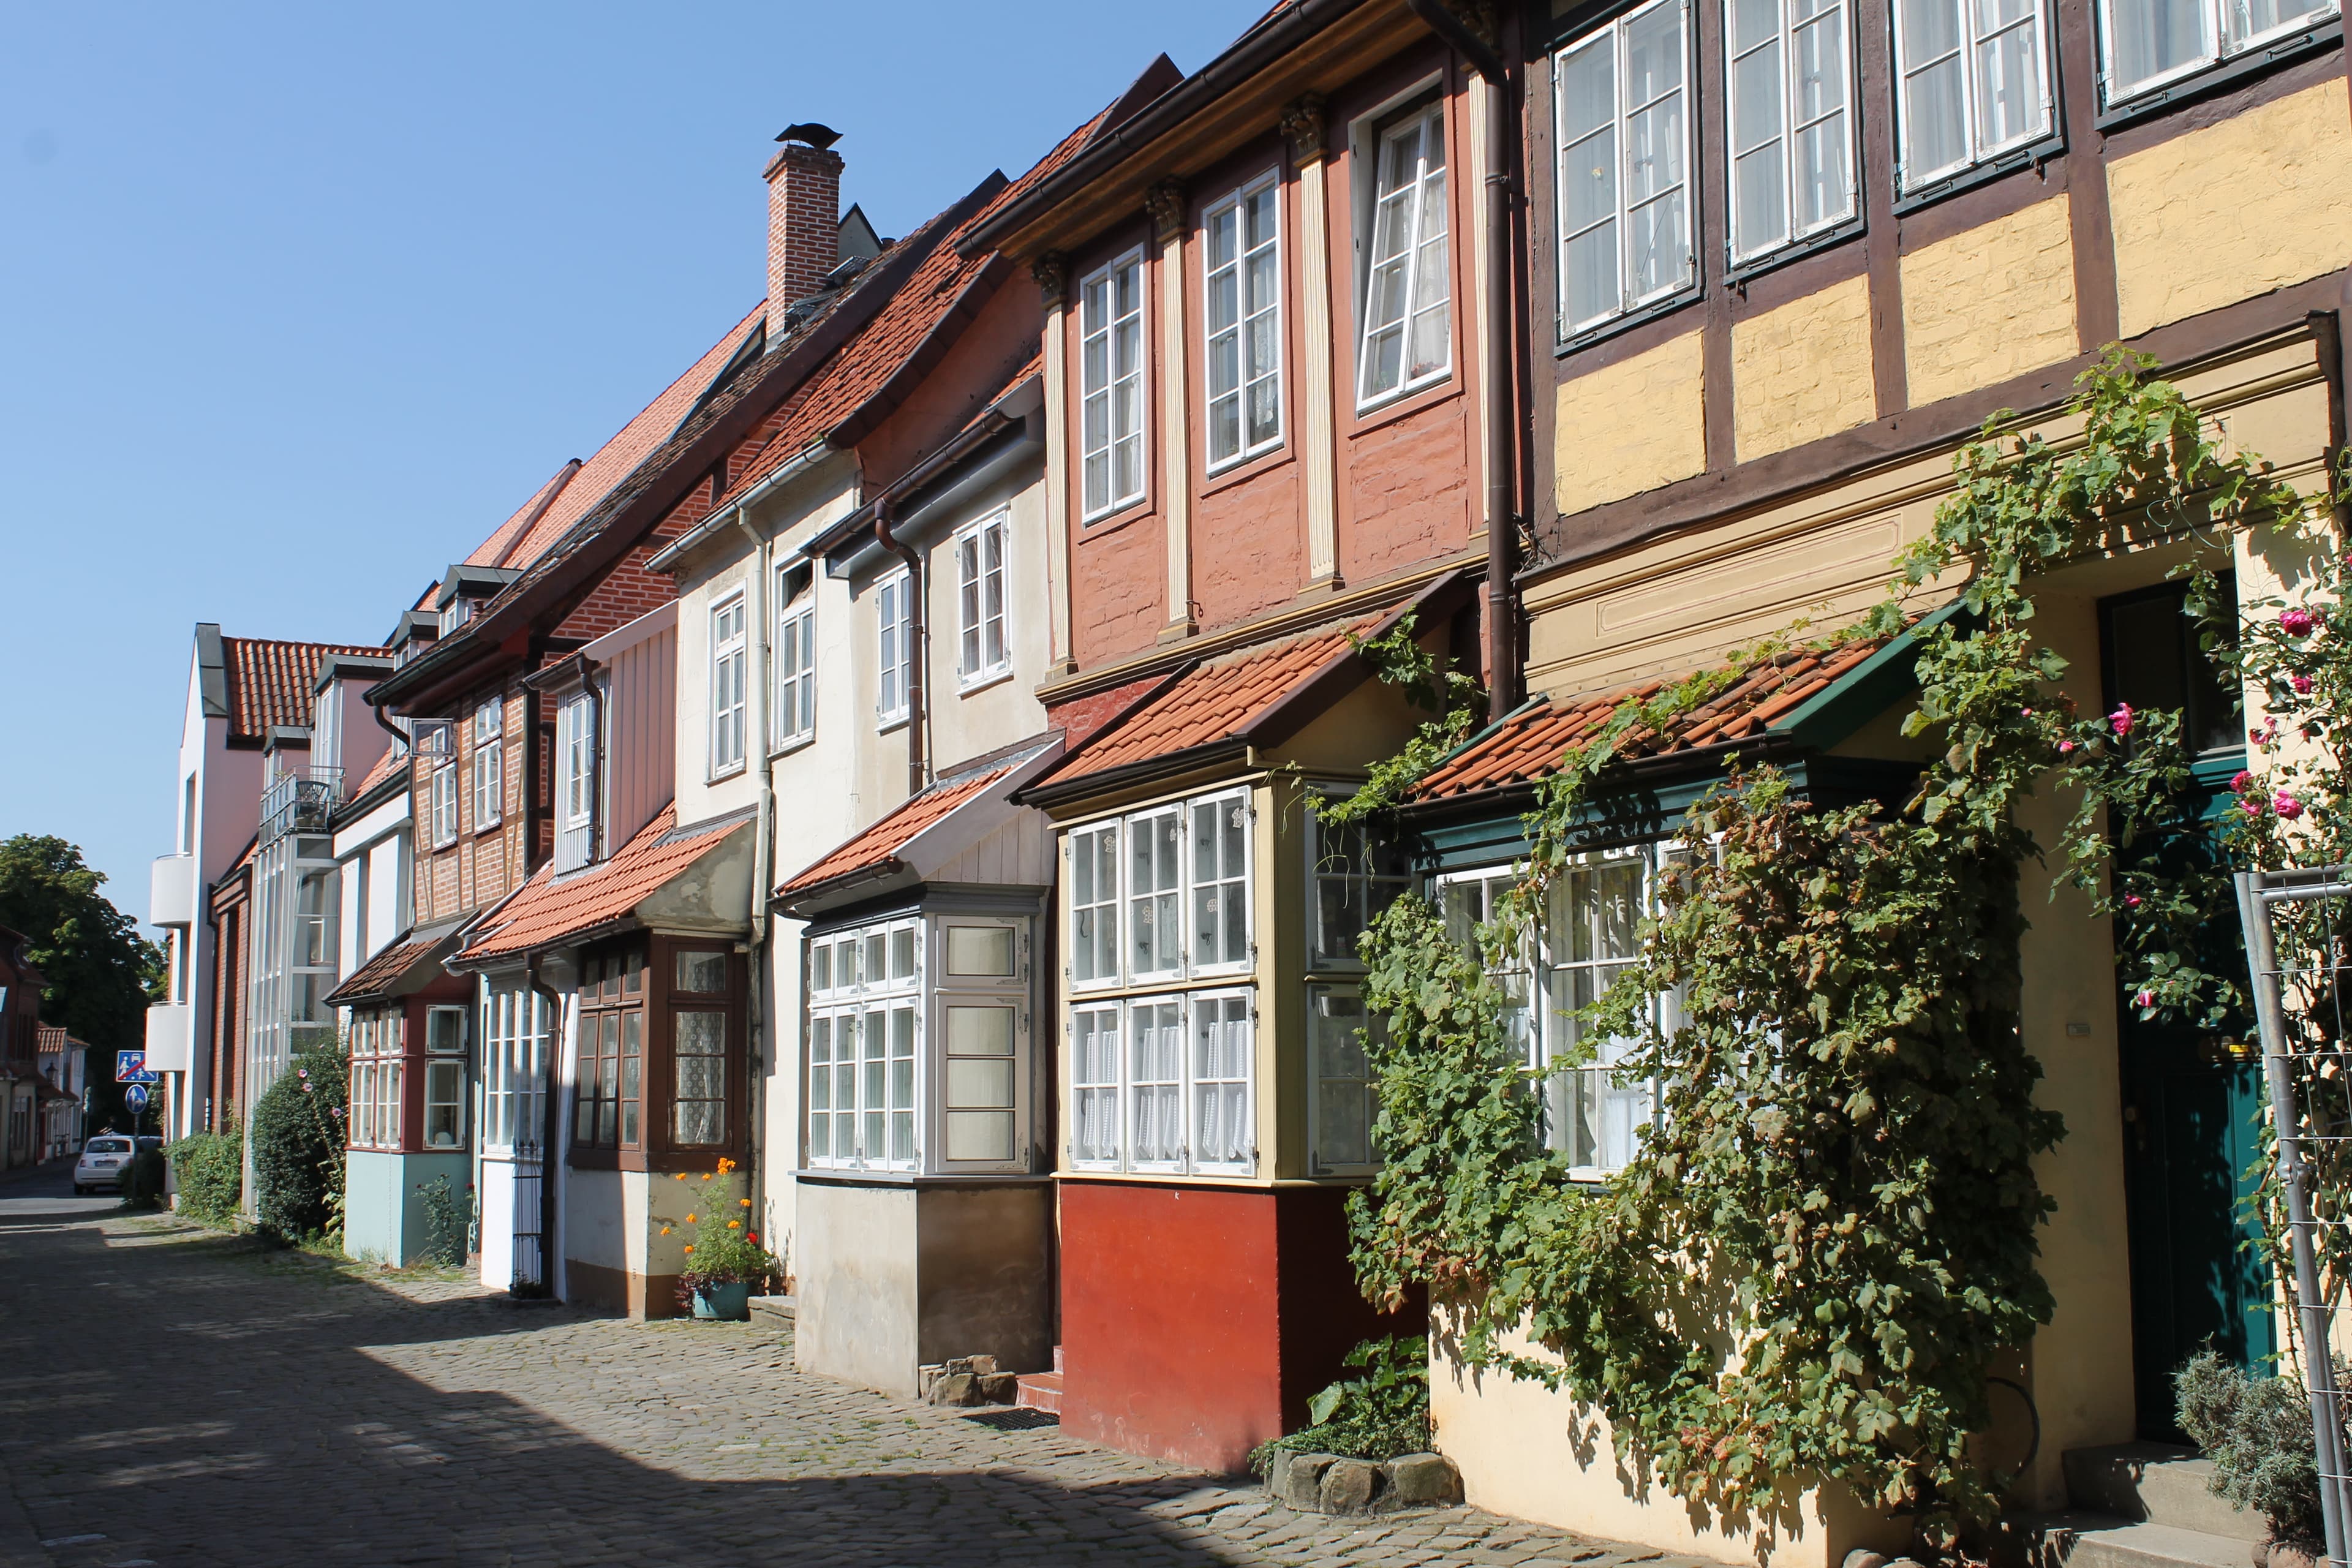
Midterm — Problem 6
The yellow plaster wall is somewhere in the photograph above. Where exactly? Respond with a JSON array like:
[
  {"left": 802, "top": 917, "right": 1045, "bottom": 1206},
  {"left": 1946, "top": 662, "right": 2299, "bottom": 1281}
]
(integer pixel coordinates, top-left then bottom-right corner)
[
  {"left": 1901, "top": 196, "right": 2078, "bottom": 407},
  {"left": 1554, "top": 331, "right": 1708, "bottom": 517},
  {"left": 2109, "top": 80, "right": 2352, "bottom": 340},
  {"left": 1732, "top": 274, "right": 1877, "bottom": 462}
]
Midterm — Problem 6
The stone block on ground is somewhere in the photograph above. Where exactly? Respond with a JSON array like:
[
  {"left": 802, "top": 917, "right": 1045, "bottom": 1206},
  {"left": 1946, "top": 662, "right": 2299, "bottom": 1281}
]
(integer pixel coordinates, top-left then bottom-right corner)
[
  {"left": 1281, "top": 1452, "right": 1338, "bottom": 1510},
  {"left": 1385, "top": 1452, "right": 1463, "bottom": 1506},
  {"left": 978, "top": 1372, "right": 1018, "bottom": 1403},
  {"left": 925, "top": 1372, "right": 982, "bottom": 1406},
  {"left": 1319, "top": 1458, "right": 1380, "bottom": 1515}
]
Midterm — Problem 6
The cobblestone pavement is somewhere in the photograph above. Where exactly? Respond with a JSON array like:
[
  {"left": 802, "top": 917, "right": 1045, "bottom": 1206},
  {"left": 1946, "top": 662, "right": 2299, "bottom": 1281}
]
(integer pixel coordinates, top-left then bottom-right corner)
[{"left": 0, "top": 1207, "right": 1684, "bottom": 1568}]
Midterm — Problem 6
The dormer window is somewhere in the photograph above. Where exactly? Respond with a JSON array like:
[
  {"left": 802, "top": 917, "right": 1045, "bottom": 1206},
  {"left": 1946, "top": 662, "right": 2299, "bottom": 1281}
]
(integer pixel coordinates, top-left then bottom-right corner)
[{"left": 556, "top": 690, "right": 599, "bottom": 872}]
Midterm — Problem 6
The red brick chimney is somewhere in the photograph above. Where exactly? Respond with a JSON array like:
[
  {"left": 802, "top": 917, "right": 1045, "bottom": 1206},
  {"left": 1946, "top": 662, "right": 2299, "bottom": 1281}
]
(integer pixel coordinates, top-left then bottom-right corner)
[{"left": 765, "top": 141, "right": 844, "bottom": 339}]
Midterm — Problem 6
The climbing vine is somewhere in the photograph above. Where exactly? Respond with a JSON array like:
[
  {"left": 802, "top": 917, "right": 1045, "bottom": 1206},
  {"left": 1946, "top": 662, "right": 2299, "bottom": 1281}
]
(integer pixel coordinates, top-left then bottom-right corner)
[{"left": 1338, "top": 348, "right": 2343, "bottom": 1549}]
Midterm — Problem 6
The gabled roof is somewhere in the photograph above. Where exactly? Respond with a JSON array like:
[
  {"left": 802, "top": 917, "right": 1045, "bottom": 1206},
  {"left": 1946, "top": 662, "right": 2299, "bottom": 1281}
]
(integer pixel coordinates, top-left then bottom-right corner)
[
  {"left": 220, "top": 636, "right": 386, "bottom": 741},
  {"left": 1410, "top": 638, "right": 1892, "bottom": 804},
  {"left": 778, "top": 763, "right": 1017, "bottom": 900},
  {"left": 451, "top": 806, "right": 753, "bottom": 967},
  {"left": 323, "top": 915, "right": 470, "bottom": 1007}
]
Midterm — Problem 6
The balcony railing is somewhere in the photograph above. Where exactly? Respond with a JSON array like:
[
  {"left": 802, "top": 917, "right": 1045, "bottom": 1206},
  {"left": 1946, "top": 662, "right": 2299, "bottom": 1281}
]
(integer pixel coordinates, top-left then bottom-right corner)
[{"left": 259, "top": 767, "right": 342, "bottom": 845}]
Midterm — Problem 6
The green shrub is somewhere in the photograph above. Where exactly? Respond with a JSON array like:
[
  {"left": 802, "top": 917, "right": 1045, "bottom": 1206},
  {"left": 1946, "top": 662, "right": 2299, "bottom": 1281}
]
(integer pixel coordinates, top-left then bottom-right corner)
[
  {"left": 118, "top": 1147, "right": 168, "bottom": 1210},
  {"left": 2176, "top": 1350, "right": 2327, "bottom": 1547},
  {"left": 416, "top": 1175, "right": 466, "bottom": 1268},
  {"left": 250, "top": 1049, "right": 346, "bottom": 1245},
  {"left": 1249, "top": 1335, "right": 1431, "bottom": 1476},
  {"left": 167, "top": 1125, "right": 242, "bottom": 1224}
]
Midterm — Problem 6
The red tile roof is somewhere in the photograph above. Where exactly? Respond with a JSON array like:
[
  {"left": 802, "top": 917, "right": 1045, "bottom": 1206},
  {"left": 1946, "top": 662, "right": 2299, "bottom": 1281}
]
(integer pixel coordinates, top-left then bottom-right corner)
[
  {"left": 220, "top": 636, "right": 387, "bottom": 740},
  {"left": 1412, "top": 638, "right": 1891, "bottom": 803},
  {"left": 347, "top": 745, "right": 410, "bottom": 802},
  {"left": 777, "top": 763, "right": 1016, "bottom": 899},
  {"left": 454, "top": 806, "right": 750, "bottom": 965},
  {"left": 1038, "top": 617, "right": 1378, "bottom": 789},
  {"left": 725, "top": 108, "right": 1111, "bottom": 500},
  {"left": 324, "top": 918, "right": 466, "bottom": 1006},
  {"left": 466, "top": 303, "right": 769, "bottom": 574}
]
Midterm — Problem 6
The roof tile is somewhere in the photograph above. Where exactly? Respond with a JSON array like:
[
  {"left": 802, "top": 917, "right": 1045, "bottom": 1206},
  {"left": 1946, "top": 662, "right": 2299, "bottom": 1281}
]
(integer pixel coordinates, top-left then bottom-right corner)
[
  {"left": 777, "top": 763, "right": 1017, "bottom": 899},
  {"left": 220, "top": 636, "right": 387, "bottom": 739},
  {"left": 454, "top": 807, "right": 748, "bottom": 965}
]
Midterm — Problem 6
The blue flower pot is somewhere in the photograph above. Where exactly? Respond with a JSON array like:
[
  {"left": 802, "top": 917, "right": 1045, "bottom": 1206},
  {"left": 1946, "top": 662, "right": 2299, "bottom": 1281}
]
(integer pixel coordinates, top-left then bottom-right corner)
[{"left": 692, "top": 1281, "right": 753, "bottom": 1321}]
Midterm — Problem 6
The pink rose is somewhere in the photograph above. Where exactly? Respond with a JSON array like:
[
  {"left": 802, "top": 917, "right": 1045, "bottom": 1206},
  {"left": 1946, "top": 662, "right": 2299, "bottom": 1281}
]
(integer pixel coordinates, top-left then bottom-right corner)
[
  {"left": 2231, "top": 770, "right": 2253, "bottom": 793},
  {"left": 2280, "top": 608, "right": 2316, "bottom": 636},
  {"left": 2135, "top": 990, "right": 2155, "bottom": 1009},
  {"left": 2125, "top": 895, "right": 2143, "bottom": 908},
  {"left": 2292, "top": 674, "right": 2314, "bottom": 694},
  {"left": 2021, "top": 707, "right": 2035, "bottom": 717},
  {"left": 2242, "top": 796, "right": 2267, "bottom": 817},
  {"left": 2274, "top": 791, "right": 2305, "bottom": 821},
  {"left": 2110, "top": 704, "right": 2135, "bottom": 737},
  {"left": 2059, "top": 740, "right": 2075, "bottom": 754}
]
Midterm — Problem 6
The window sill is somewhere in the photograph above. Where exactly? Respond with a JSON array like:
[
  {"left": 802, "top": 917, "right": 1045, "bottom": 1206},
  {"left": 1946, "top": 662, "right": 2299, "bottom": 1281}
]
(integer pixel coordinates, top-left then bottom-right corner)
[
  {"left": 1556, "top": 281, "right": 1704, "bottom": 359},
  {"left": 1891, "top": 133, "right": 2064, "bottom": 217},
  {"left": 2093, "top": 18, "right": 2340, "bottom": 129},
  {"left": 957, "top": 668, "right": 1014, "bottom": 699},
  {"left": 1348, "top": 373, "right": 1458, "bottom": 439},
  {"left": 1077, "top": 496, "right": 1154, "bottom": 541},
  {"left": 1722, "top": 216, "right": 1866, "bottom": 290},
  {"left": 876, "top": 713, "right": 910, "bottom": 736},
  {"left": 473, "top": 820, "right": 503, "bottom": 838},
  {"left": 770, "top": 732, "right": 816, "bottom": 761},
  {"left": 1200, "top": 440, "right": 1292, "bottom": 497},
  {"left": 707, "top": 761, "right": 748, "bottom": 785}
]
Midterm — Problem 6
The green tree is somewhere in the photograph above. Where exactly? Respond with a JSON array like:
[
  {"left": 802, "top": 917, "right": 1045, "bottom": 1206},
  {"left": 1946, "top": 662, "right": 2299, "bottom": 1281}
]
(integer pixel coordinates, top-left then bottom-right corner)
[{"left": 0, "top": 835, "right": 164, "bottom": 1132}]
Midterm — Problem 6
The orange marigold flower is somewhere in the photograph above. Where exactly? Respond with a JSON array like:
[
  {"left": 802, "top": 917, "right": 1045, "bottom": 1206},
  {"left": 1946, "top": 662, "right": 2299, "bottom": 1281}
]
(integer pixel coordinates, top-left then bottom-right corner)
[
  {"left": 683, "top": 1245, "right": 693, "bottom": 1254},
  {"left": 685, "top": 1213, "right": 696, "bottom": 1224},
  {"left": 727, "top": 1219, "right": 741, "bottom": 1229},
  {"left": 674, "top": 1172, "right": 687, "bottom": 1181},
  {"left": 660, "top": 1226, "right": 672, "bottom": 1235},
  {"left": 739, "top": 1198, "right": 752, "bottom": 1207}
]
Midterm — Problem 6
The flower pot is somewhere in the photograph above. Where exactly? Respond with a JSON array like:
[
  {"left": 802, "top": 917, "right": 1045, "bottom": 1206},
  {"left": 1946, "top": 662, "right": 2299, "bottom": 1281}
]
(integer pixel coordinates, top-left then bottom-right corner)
[{"left": 692, "top": 1281, "right": 753, "bottom": 1321}]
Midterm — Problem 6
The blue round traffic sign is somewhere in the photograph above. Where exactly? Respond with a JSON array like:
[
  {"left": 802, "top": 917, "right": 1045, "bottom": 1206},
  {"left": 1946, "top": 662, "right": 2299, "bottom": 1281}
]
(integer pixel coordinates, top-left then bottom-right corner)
[{"left": 125, "top": 1084, "right": 149, "bottom": 1113}]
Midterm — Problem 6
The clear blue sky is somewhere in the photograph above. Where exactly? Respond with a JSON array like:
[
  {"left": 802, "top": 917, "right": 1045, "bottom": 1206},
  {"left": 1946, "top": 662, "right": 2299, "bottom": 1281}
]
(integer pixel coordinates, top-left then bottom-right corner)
[{"left": 0, "top": 1, "right": 1268, "bottom": 932}]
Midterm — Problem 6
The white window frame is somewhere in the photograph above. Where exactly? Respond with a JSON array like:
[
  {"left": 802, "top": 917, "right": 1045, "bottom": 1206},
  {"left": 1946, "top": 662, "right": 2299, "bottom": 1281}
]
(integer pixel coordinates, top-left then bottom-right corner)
[
  {"left": 1433, "top": 865, "right": 1538, "bottom": 1074},
  {"left": 875, "top": 568, "right": 912, "bottom": 728},
  {"left": 1124, "top": 804, "right": 1188, "bottom": 984},
  {"left": 470, "top": 699, "right": 503, "bottom": 831},
  {"left": 1067, "top": 820, "right": 1122, "bottom": 993},
  {"left": 1553, "top": 0, "right": 1698, "bottom": 337},
  {"left": 2095, "top": 0, "right": 2335, "bottom": 105},
  {"left": 1069, "top": 1003, "right": 1124, "bottom": 1169},
  {"left": 1202, "top": 173, "right": 1285, "bottom": 470},
  {"left": 953, "top": 510, "right": 1011, "bottom": 689},
  {"left": 1541, "top": 845, "right": 1661, "bottom": 1182},
  {"left": 1186, "top": 788, "right": 1255, "bottom": 978},
  {"left": 804, "top": 917, "right": 923, "bottom": 1172},
  {"left": 1065, "top": 990, "right": 1259, "bottom": 1177},
  {"left": 1307, "top": 984, "right": 1384, "bottom": 1175},
  {"left": 933, "top": 916, "right": 1027, "bottom": 1169},
  {"left": 556, "top": 692, "right": 597, "bottom": 872},
  {"left": 1356, "top": 99, "right": 1453, "bottom": 407},
  {"left": 1893, "top": 0, "right": 2056, "bottom": 192},
  {"left": 774, "top": 577, "right": 816, "bottom": 750},
  {"left": 428, "top": 747, "right": 459, "bottom": 850},
  {"left": 1724, "top": 0, "right": 1858, "bottom": 265},
  {"left": 1306, "top": 795, "right": 1414, "bottom": 971},
  {"left": 481, "top": 981, "right": 548, "bottom": 1156},
  {"left": 1078, "top": 249, "right": 1148, "bottom": 521},
  {"left": 709, "top": 592, "right": 748, "bottom": 778}
]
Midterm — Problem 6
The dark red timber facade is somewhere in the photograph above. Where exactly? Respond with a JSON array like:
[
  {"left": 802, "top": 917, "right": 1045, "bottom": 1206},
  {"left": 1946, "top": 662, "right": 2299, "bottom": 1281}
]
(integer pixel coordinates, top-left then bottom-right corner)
[{"left": 963, "top": 1, "right": 1529, "bottom": 1470}]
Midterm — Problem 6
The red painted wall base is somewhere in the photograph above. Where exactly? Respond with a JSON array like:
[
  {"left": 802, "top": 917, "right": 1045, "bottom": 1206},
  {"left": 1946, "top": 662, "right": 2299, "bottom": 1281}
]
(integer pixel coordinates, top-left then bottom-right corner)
[{"left": 1058, "top": 1179, "right": 1427, "bottom": 1473}]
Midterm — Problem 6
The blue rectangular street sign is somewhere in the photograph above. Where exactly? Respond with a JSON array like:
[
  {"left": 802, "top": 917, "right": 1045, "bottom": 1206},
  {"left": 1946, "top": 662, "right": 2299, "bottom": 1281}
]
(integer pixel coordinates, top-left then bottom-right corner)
[{"left": 115, "top": 1050, "right": 159, "bottom": 1085}]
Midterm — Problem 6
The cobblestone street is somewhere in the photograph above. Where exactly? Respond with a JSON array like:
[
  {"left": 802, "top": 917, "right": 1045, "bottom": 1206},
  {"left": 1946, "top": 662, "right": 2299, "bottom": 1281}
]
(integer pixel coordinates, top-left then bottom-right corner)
[{"left": 0, "top": 1205, "right": 1674, "bottom": 1568}]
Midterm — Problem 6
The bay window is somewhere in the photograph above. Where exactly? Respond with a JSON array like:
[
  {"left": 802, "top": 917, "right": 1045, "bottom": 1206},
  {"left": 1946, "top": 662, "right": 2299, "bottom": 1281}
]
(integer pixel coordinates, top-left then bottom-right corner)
[
  {"left": 776, "top": 586, "right": 816, "bottom": 747},
  {"left": 565, "top": 940, "right": 739, "bottom": 1169},
  {"left": 1065, "top": 990, "right": 1256, "bottom": 1175},
  {"left": 470, "top": 700, "right": 503, "bottom": 830},
  {"left": 710, "top": 595, "right": 748, "bottom": 776},
  {"left": 1204, "top": 175, "right": 1283, "bottom": 469},
  {"left": 672, "top": 948, "right": 730, "bottom": 1147},
  {"left": 2098, "top": 0, "right": 2334, "bottom": 104},
  {"left": 1725, "top": 0, "right": 1856, "bottom": 263},
  {"left": 1079, "top": 250, "right": 1147, "bottom": 519},
  {"left": 1068, "top": 821, "right": 1121, "bottom": 987},
  {"left": 572, "top": 947, "right": 644, "bottom": 1151},
  {"left": 954, "top": 511, "right": 1009, "bottom": 687},
  {"left": 1067, "top": 789, "right": 1255, "bottom": 990},
  {"left": 1308, "top": 988, "right": 1384, "bottom": 1174},
  {"left": 1894, "top": 0, "right": 2052, "bottom": 192},
  {"left": 481, "top": 979, "right": 549, "bottom": 1153},
  {"left": 349, "top": 1010, "right": 402, "bottom": 1152},
  {"left": 876, "top": 569, "right": 912, "bottom": 726},
  {"left": 1555, "top": 0, "right": 1696, "bottom": 336},
  {"left": 1358, "top": 100, "right": 1452, "bottom": 403},
  {"left": 1310, "top": 805, "right": 1414, "bottom": 969},
  {"left": 805, "top": 912, "right": 1031, "bottom": 1175}
]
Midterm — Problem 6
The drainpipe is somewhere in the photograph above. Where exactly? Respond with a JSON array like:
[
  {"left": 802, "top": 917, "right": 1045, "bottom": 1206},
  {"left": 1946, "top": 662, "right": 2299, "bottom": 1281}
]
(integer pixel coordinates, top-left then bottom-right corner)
[
  {"left": 2309, "top": 310, "right": 2349, "bottom": 531},
  {"left": 1406, "top": 0, "right": 1520, "bottom": 722},
  {"left": 733, "top": 514, "right": 775, "bottom": 1250},
  {"left": 873, "top": 497, "right": 927, "bottom": 797},
  {"left": 529, "top": 957, "right": 560, "bottom": 1296}
]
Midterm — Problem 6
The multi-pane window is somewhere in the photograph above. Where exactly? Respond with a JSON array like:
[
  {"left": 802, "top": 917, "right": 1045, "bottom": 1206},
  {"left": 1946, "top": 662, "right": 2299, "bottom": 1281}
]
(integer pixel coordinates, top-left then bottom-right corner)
[
  {"left": 710, "top": 595, "right": 748, "bottom": 776},
  {"left": 876, "top": 570, "right": 913, "bottom": 726},
  {"left": 482, "top": 981, "right": 549, "bottom": 1152},
  {"left": 954, "top": 512, "right": 1009, "bottom": 687},
  {"left": 426, "top": 725, "right": 459, "bottom": 848},
  {"left": 1894, "top": 0, "right": 2052, "bottom": 190},
  {"left": 1438, "top": 868, "right": 1537, "bottom": 1068},
  {"left": 673, "top": 949, "right": 731, "bottom": 1147},
  {"left": 1068, "top": 821, "right": 1121, "bottom": 988},
  {"left": 1079, "top": 251, "right": 1147, "bottom": 519},
  {"left": 349, "top": 1010, "right": 402, "bottom": 1151},
  {"left": 2098, "top": 0, "right": 2334, "bottom": 104},
  {"left": 1544, "top": 853, "right": 1653, "bottom": 1178},
  {"left": 939, "top": 921, "right": 1022, "bottom": 1163},
  {"left": 1308, "top": 987, "right": 1385, "bottom": 1172},
  {"left": 1310, "top": 806, "right": 1414, "bottom": 969},
  {"left": 1067, "top": 991, "right": 1256, "bottom": 1175},
  {"left": 1204, "top": 177, "right": 1283, "bottom": 468},
  {"left": 1189, "top": 791, "right": 1252, "bottom": 972},
  {"left": 421, "top": 1005, "right": 466, "bottom": 1150},
  {"left": 808, "top": 921, "right": 919, "bottom": 1170},
  {"left": 470, "top": 699, "right": 503, "bottom": 831},
  {"left": 1725, "top": 0, "right": 1855, "bottom": 263},
  {"left": 776, "top": 589, "right": 816, "bottom": 747},
  {"left": 1556, "top": 0, "right": 1695, "bottom": 335},
  {"left": 1127, "top": 807, "right": 1185, "bottom": 981},
  {"left": 1068, "top": 791, "right": 1254, "bottom": 989},
  {"left": 556, "top": 692, "right": 597, "bottom": 872},
  {"left": 1359, "top": 102, "right": 1452, "bottom": 404},
  {"left": 572, "top": 949, "right": 644, "bottom": 1150}
]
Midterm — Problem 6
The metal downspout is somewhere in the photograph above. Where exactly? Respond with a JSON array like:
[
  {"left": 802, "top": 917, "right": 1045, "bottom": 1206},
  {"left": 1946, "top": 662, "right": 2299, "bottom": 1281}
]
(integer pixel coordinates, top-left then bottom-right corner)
[
  {"left": 734, "top": 514, "right": 775, "bottom": 1256},
  {"left": 873, "top": 497, "right": 928, "bottom": 797},
  {"left": 528, "top": 956, "right": 560, "bottom": 1297},
  {"left": 1405, "top": 0, "right": 1520, "bottom": 722}
]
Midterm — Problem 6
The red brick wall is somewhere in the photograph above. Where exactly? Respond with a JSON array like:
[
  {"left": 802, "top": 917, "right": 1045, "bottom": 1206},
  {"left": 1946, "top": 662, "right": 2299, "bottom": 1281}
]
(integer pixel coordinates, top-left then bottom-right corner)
[{"left": 766, "top": 143, "right": 843, "bottom": 335}]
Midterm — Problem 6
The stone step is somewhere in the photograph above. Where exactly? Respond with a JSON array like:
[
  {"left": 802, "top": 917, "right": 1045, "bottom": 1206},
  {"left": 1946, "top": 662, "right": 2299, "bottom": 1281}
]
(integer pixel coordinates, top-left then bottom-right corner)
[
  {"left": 1014, "top": 1370, "right": 1063, "bottom": 1415},
  {"left": 1997, "top": 1511, "right": 2261, "bottom": 1568},
  {"left": 747, "top": 1295, "right": 796, "bottom": 1332},
  {"left": 2063, "top": 1444, "right": 2265, "bottom": 1544}
]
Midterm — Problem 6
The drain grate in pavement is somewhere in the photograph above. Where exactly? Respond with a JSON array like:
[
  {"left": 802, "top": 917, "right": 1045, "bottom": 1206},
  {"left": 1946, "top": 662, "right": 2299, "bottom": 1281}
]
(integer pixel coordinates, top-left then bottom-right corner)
[{"left": 960, "top": 1407, "right": 1060, "bottom": 1430}]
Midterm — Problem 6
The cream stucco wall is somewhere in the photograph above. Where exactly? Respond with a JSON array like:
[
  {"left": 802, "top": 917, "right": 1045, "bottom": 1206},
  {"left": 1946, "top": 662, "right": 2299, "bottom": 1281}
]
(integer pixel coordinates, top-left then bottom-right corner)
[
  {"left": 1901, "top": 196, "right": 2078, "bottom": 408},
  {"left": 1554, "top": 331, "right": 1708, "bottom": 517},
  {"left": 2108, "top": 80, "right": 2352, "bottom": 340},
  {"left": 1732, "top": 274, "right": 1877, "bottom": 462}
]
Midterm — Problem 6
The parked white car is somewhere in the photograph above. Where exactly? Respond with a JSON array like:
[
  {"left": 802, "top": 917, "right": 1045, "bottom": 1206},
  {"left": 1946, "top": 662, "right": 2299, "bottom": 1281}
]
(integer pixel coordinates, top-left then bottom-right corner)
[{"left": 74, "top": 1135, "right": 136, "bottom": 1194}]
